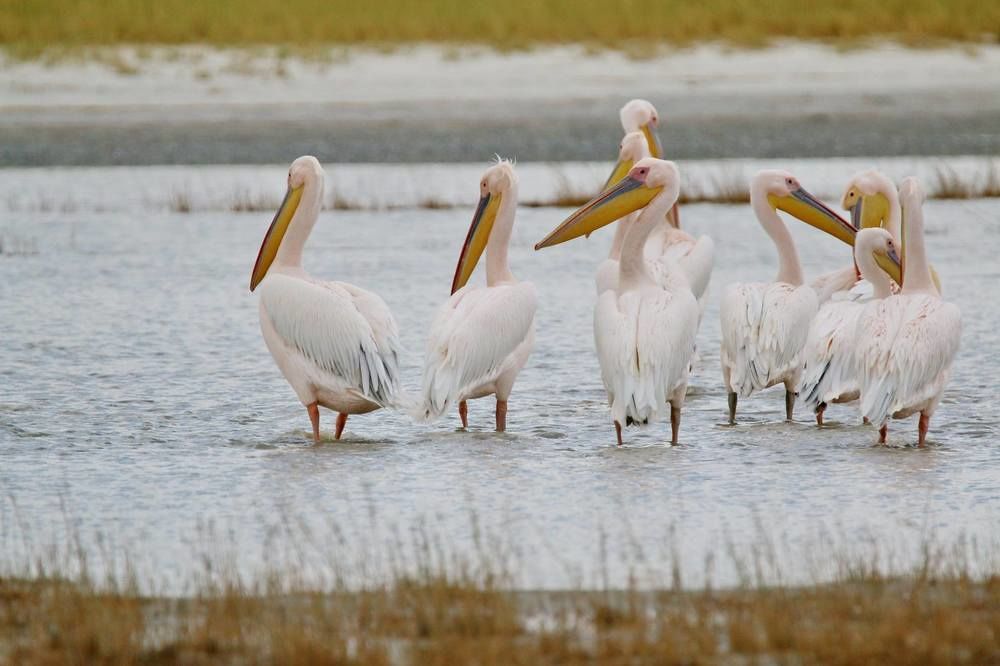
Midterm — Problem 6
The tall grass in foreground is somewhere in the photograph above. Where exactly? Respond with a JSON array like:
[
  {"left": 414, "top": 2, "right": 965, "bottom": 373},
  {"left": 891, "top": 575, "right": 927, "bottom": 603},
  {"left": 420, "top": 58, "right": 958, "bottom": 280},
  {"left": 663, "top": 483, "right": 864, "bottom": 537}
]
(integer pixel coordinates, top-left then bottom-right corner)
[
  {"left": 1, "top": 520, "right": 998, "bottom": 664},
  {"left": 2, "top": 0, "right": 998, "bottom": 56}
]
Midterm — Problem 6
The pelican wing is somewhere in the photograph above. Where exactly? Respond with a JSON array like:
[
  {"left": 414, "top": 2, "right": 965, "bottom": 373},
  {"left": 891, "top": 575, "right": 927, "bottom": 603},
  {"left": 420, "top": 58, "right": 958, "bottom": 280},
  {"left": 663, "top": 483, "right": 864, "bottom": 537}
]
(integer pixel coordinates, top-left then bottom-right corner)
[
  {"left": 721, "top": 282, "right": 818, "bottom": 397},
  {"left": 259, "top": 274, "right": 401, "bottom": 406},
  {"left": 673, "top": 235, "right": 715, "bottom": 302},
  {"left": 797, "top": 299, "right": 863, "bottom": 410},
  {"left": 811, "top": 264, "right": 858, "bottom": 304},
  {"left": 857, "top": 294, "right": 961, "bottom": 426},
  {"left": 595, "top": 287, "right": 699, "bottom": 426},
  {"left": 420, "top": 282, "right": 537, "bottom": 419}
]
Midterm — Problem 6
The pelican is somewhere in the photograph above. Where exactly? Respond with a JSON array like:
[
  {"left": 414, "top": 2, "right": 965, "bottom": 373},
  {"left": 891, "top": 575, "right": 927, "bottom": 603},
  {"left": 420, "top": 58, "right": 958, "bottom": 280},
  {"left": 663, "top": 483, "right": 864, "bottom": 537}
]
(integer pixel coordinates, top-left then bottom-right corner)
[
  {"left": 605, "top": 99, "right": 681, "bottom": 229},
  {"left": 798, "top": 227, "right": 902, "bottom": 422},
  {"left": 720, "top": 170, "right": 857, "bottom": 424},
  {"left": 536, "top": 158, "right": 699, "bottom": 445},
  {"left": 798, "top": 169, "right": 905, "bottom": 424},
  {"left": 596, "top": 132, "right": 714, "bottom": 308},
  {"left": 853, "top": 178, "right": 961, "bottom": 446},
  {"left": 420, "top": 160, "right": 536, "bottom": 432},
  {"left": 250, "top": 156, "right": 402, "bottom": 442}
]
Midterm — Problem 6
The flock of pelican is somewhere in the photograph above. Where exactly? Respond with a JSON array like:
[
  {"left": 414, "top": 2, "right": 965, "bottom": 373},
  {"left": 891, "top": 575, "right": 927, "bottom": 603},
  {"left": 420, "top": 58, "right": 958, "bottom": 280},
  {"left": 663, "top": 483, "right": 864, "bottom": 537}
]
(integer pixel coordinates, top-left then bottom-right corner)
[{"left": 249, "top": 100, "right": 961, "bottom": 448}]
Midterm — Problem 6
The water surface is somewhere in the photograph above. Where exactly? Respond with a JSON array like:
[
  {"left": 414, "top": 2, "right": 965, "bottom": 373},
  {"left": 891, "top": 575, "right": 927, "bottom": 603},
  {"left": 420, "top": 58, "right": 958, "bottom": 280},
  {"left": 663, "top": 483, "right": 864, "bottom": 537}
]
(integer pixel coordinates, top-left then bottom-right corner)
[{"left": 1, "top": 167, "right": 997, "bottom": 589}]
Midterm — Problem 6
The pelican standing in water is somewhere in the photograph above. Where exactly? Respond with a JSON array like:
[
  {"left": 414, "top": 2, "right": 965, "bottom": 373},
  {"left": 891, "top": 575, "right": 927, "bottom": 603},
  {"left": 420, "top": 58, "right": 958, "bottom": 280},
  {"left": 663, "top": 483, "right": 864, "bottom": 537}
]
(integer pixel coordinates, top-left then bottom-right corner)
[
  {"left": 720, "top": 170, "right": 857, "bottom": 424},
  {"left": 537, "top": 158, "right": 699, "bottom": 445},
  {"left": 250, "top": 156, "right": 402, "bottom": 442},
  {"left": 798, "top": 169, "right": 905, "bottom": 423},
  {"left": 596, "top": 132, "right": 714, "bottom": 306},
  {"left": 420, "top": 160, "right": 536, "bottom": 431},
  {"left": 799, "top": 226, "right": 902, "bottom": 422},
  {"left": 854, "top": 178, "right": 960, "bottom": 445}
]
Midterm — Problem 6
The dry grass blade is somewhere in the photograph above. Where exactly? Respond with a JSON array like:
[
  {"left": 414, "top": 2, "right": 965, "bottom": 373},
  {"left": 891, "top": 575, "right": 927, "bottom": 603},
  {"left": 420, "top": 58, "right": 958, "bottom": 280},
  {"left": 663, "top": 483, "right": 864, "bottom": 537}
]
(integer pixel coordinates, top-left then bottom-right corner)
[{"left": 2, "top": 0, "right": 999, "bottom": 55}]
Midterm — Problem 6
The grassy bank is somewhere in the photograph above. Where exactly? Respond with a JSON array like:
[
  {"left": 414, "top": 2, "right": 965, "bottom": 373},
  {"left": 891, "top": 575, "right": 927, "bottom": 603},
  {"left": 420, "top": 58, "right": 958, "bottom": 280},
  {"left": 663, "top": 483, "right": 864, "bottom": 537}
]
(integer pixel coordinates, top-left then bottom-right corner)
[
  {"left": 2, "top": 0, "right": 998, "bottom": 56},
  {"left": 2, "top": 565, "right": 998, "bottom": 663}
]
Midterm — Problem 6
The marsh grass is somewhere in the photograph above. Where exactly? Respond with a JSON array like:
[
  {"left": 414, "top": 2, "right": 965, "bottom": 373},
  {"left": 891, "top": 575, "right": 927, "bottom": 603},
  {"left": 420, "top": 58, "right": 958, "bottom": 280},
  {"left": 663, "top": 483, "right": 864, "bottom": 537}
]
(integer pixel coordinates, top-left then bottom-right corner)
[
  {"left": 2, "top": 0, "right": 998, "bottom": 55},
  {"left": 2, "top": 550, "right": 997, "bottom": 664},
  {"left": 1, "top": 508, "right": 998, "bottom": 665},
  {"left": 932, "top": 163, "right": 1000, "bottom": 199}
]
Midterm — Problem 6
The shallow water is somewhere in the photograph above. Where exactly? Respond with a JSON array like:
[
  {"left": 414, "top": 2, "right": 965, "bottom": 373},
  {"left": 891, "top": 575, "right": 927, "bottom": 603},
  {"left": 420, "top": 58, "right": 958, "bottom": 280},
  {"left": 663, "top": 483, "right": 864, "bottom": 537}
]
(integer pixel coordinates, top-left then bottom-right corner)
[{"left": 1, "top": 166, "right": 998, "bottom": 590}]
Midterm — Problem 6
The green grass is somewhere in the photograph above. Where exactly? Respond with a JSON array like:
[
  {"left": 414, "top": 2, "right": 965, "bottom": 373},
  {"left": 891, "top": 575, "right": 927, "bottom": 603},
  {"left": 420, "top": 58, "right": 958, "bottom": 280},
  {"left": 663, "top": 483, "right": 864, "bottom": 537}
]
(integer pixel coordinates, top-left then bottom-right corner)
[{"left": 2, "top": 0, "right": 998, "bottom": 57}]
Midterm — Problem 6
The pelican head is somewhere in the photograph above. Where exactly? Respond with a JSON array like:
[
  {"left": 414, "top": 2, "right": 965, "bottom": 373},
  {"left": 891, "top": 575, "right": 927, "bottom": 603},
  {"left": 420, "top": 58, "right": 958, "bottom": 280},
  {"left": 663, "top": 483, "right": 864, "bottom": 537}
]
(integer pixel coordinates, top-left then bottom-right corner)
[
  {"left": 899, "top": 176, "right": 926, "bottom": 206},
  {"left": 536, "top": 158, "right": 679, "bottom": 250},
  {"left": 842, "top": 169, "right": 896, "bottom": 232},
  {"left": 250, "top": 155, "right": 324, "bottom": 291},
  {"left": 451, "top": 160, "right": 518, "bottom": 294},
  {"left": 856, "top": 227, "right": 902, "bottom": 277},
  {"left": 756, "top": 170, "right": 856, "bottom": 247},
  {"left": 602, "top": 130, "right": 650, "bottom": 191},
  {"left": 620, "top": 99, "right": 662, "bottom": 159}
]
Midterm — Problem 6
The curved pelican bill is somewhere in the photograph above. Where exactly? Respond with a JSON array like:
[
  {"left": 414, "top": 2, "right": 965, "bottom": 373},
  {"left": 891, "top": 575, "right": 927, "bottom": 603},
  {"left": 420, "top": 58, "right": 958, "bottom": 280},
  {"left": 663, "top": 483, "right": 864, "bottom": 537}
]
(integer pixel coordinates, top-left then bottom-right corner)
[
  {"left": 642, "top": 122, "right": 663, "bottom": 159},
  {"left": 600, "top": 158, "right": 635, "bottom": 191},
  {"left": 250, "top": 183, "right": 304, "bottom": 291},
  {"left": 451, "top": 192, "right": 503, "bottom": 294},
  {"left": 769, "top": 187, "right": 857, "bottom": 248},
  {"left": 873, "top": 243, "right": 903, "bottom": 285},
  {"left": 852, "top": 191, "right": 939, "bottom": 290},
  {"left": 535, "top": 176, "right": 661, "bottom": 250},
  {"left": 851, "top": 192, "right": 891, "bottom": 230}
]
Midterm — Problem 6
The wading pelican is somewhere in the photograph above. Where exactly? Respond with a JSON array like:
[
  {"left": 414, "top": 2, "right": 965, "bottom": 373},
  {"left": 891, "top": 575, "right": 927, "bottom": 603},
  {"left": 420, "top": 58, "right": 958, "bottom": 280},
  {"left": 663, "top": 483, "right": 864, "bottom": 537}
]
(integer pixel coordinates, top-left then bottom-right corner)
[
  {"left": 854, "top": 178, "right": 960, "bottom": 446},
  {"left": 596, "top": 132, "right": 714, "bottom": 306},
  {"left": 420, "top": 160, "right": 536, "bottom": 431},
  {"left": 798, "top": 227, "right": 902, "bottom": 422},
  {"left": 536, "top": 158, "right": 699, "bottom": 445},
  {"left": 250, "top": 156, "right": 402, "bottom": 442},
  {"left": 720, "top": 170, "right": 857, "bottom": 424},
  {"left": 798, "top": 169, "right": 905, "bottom": 424}
]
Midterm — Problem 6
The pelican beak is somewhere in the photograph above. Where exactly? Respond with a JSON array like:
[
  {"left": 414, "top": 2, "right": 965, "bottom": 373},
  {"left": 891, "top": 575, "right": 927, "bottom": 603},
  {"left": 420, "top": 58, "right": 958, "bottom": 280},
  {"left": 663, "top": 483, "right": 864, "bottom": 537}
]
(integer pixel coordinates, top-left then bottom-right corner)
[
  {"left": 451, "top": 192, "right": 502, "bottom": 294},
  {"left": 601, "top": 158, "right": 635, "bottom": 191},
  {"left": 874, "top": 245, "right": 903, "bottom": 285},
  {"left": 853, "top": 193, "right": 890, "bottom": 230},
  {"left": 642, "top": 121, "right": 663, "bottom": 159},
  {"left": 535, "top": 176, "right": 661, "bottom": 250},
  {"left": 250, "top": 184, "right": 304, "bottom": 291},
  {"left": 770, "top": 187, "right": 857, "bottom": 247}
]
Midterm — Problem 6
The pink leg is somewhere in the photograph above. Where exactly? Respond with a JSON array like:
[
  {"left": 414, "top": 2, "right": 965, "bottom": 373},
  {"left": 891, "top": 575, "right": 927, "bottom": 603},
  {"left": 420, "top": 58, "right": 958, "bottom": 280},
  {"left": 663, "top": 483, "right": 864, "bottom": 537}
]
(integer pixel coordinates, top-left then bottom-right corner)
[
  {"left": 335, "top": 413, "right": 347, "bottom": 440},
  {"left": 670, "top": 404, "right": 680, "bottom": 445},
  {"left": 459, "top": 400, "right": 468, "bottom": 429},
  {"left": 816, "top": 403, "right": 826, "bottom": 426},
  {"left": 307, "top": 402, "right": 321, "bottom": 443},
  {"left": 918, "top": 412, "right": 930, "bottom": 447},
  {"left": 495, "top": 399, "right": 507, "bottom": 432},
  {"left": 614, "top": 421, "right": 623, "bottom": 447},
  {"left": 878, "top": 424, "right": 888, "bottom": 444}
]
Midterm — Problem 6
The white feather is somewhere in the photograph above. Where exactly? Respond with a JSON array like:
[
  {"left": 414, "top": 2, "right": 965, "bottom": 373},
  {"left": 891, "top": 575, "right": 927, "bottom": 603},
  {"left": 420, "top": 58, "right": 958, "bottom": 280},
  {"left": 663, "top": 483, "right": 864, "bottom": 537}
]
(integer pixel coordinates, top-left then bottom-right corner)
[
  {"left": 595, "top": 280, "right": 699, "bottom": 426},
  {"left": 854, "top": 294, "right": 961, "bottom": 426},
  {"left": 258, "top": 273, "right": 402, "bottom": 408},
  {"left": 420, "top": 282, "right": 537, "bottom": 420},
  {"left": 721, "top": 282, "right": 818, "bottom": 397}
]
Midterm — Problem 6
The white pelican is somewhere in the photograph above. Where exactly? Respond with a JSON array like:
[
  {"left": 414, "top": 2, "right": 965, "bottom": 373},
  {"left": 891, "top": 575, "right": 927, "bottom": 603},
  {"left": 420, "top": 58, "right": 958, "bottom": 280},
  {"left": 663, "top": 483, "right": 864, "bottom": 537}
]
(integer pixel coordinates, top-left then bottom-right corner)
[
  {"left": 605, "top": 99, "right": 681, "bottom": 229},
  {"left": 854, "top": 178, "right": 961, "bottom": 446},
  {"left": 420, "top": 160, "right": 536, "bottom": 432},
  {"left": 798, "top": 169, "right": 905, "bottom": 424},
  {"left": 536, "top": 158, "right": 699, "bottom": 445},
  {"left": 720, "top": 170, "right": 857, "bottom": 424},
  {"left": 798, "top": 227, "right": 902, "bottom": 422},
  {"left": 596, "top": 132, "right": 714, "bottom": 307},
  {"left": 250, "top": 156, "right": 402, "bottom": 442}
]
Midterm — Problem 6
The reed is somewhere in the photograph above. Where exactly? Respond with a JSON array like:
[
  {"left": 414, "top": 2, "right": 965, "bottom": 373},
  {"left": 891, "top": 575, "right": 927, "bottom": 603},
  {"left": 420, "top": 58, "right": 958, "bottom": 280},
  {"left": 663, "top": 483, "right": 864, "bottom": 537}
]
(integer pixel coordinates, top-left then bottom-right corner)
[
  {"left": 2, "top": 0, "right": 997, "bottom": 56},
  {"left": 1, "top": 510, "right": 998, "bottom": 664}
]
